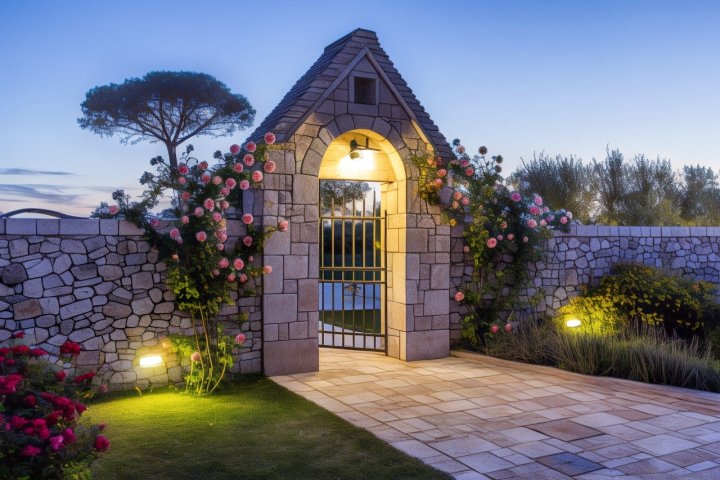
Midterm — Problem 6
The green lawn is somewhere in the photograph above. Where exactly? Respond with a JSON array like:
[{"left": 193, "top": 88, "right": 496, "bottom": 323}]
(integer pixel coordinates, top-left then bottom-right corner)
[{"left": 85, "top": 376, "right": 450, "bottom": 480}]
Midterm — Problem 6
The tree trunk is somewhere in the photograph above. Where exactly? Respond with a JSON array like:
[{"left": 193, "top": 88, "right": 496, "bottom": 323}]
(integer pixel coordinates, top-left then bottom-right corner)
[{"left": 166, "top": 143, "right": 178, "bottom": 170}]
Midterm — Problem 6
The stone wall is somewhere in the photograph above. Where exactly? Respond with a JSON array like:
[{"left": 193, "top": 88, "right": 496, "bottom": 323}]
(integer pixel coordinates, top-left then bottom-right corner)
[
  {"left": 449, "top": 225, "right": 720, "bottom": 341},
  {"left": 0, "top": 218, "right": 261, "bottom": 390}
]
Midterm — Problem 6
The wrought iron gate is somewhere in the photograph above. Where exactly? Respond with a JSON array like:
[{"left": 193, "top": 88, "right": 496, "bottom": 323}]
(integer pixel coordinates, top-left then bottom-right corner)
[{"left": 318, "top": 183, "right": 387, "bottom": 352}]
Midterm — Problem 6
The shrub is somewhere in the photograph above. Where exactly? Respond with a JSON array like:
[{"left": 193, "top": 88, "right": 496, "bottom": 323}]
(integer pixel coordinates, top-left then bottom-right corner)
[{"left": 0, "top": 333, "right": 108, "bottom": 479}]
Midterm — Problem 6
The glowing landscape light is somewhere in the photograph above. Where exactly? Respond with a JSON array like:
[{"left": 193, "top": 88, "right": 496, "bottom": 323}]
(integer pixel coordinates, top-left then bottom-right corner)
[
  {"left": 565, "top": 318, "right": 582, "bottom": 328},
  {"left": 138, "top": 354, "right": 163, "bottom": 368}
]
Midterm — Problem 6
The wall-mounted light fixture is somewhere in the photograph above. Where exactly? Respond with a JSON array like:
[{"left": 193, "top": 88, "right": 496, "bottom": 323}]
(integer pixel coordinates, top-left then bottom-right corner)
[
  {"left": 349, "top": 137, "right": 379, "bottom": 160},
  {"left": 138, "top": 354, "right": 163, "bottom": 368},
  {"left": 565, "top": 318, "right": 581, "bottom": 328}
]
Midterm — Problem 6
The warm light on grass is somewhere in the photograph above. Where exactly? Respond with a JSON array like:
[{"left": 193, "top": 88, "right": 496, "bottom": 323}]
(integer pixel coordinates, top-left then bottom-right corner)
[
  {"left": 565, "top": 318, "right": 582, "bottom": 328},
  {"left": 138, "top": 355, "right": 163, "bottom": 368}
]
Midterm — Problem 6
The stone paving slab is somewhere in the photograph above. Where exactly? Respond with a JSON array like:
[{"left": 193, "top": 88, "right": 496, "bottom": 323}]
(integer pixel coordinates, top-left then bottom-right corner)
[{"left": 270, "top": 349, "right": 720, "bottom": 478}]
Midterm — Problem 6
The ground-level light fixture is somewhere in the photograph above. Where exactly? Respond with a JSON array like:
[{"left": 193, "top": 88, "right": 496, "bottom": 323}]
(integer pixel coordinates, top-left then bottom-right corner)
[
  {"left": 138, "top": 354, "right": 163, "bottom": 368},
  {"left": 565, "top": 318, "right": 582, "bottom": 328}
]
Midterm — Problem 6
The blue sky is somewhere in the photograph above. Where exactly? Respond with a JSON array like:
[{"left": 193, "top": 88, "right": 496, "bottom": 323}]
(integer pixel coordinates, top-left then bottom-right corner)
[{"left": 1, "top": 0, "right": 718, "bottom": 216}]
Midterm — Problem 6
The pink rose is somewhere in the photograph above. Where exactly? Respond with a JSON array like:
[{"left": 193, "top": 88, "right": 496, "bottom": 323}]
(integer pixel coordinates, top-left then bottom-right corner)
[
  {"left": 212, "top": 175, "right": 222, "bottom": 185},
  {"left": 486, "top": 237, "right": 497, "bottom": 248},
  {"left": 244, "top": 154, "right": 255, "bottom": 166},
  {"left": 252, "top": 171, "right": 263, "bottom": 182},
  {"left": 460, "top": 159, "right": 470, "bottom": 168},
  {"left": 463, "top": 245, "right": 470, "bottom": 253},
  {"left": 171, "top": 254, "right": 179, "bottom": 261},
  {"left": 218, "top": 258, "right": 230, "bottom": 269},
  {"left": 233, "top": 163, "right": 244, "bottom": 173},
  {"left": 178, "top": 176, "right": 186, "bottom": 185},
  {"left": 490, "top": 324, "right": 499, "bottom": 334},
  {"left": 527, "top": 219, "right": 538, "bottom": 229},
  {"left": 543, "top": 206, "right": 550, "bottom": 212},
  {"left": 263, "top": 265, "right": 272, "bottom": 274},
  {"left": 217, "top": 232, "right": 228, "bottom": 242},
  {"left": 181, "top": 191, "right": 191, "bottom": 201},
  {"left": 220, "top": 187, "right": 230, "bottom": 196},
  {"left": 230, "top": 144, "right": 240, "bottom": 155},
  {"left": 194, "top": 206, "right": 204, "bottom": 217},
  {"left": 529, "top": 206, "right": 541, "bottom": 216},
  {"left": 239, "top": 180, "right": 250, "bottom": 190},
  {"left": 212, "top": 269, "right": 220, "bottom": 276},
  {"left": 497, "top": 234, "right": 504, "bottom": 241},
  {"left": 437, "top": 168, "right": 447, "bottom": 178},
  {"left": 195, "top": 231, "right": 207, "bottom": 242},
  {"left": 108, "top": 205, "right": 119, "bottom": 215},
  {"left": 540, "top": 219, "right": 547, "bottom": 227},
  {"left": 190, "top": 352, "right": 201, "bottom": 362},
  {"left": 534, "top": 195, "right": 543, "bottom": 206},
  {"left": 216, "top": 243, "right": 225, "bottom": 251},
  {"left": 149, "top": 218, "right": 161, "bottom": 228},
  {"left": 560, "top": 216, "right": 568, "bottom": 224},
  {"left": 264, "top": 132, "right": 276, "bottom": 144},
  {"left": 203, "top": 198, "right": 215, "bottom": 210},
  {"left": 225, "top": 178, "right": 237, "bottom": 189},
  {"left": 248, "top": 256, "right": 254, "bottom": 262},
  {"left": 465, "top": 167, "right": 475, "bottom": 176},
  {"left": 178, "top": 164, "right": 189, "bottom": 175},
  {"left": 201, "top": 172, "right": 211, "bottom": 184},
  {"left": 434, "top": 178, "right": 443, "bottom": 187},
  {"left": 523, "top": 236, "right": 529, "bottom": 243},
  {"left": 461, "top": 196, "right": 470, "bottom": 206},
  {"left": 181, "top": 215, "right": 189, "bottom": 224},
  {"left": 245, "top": 142, "right": 257, "bottom": 152},
  {"left": 278, "top": 219, "right": 288, "bottom": 232},
  {"left": 264, "top": 160, "right": 276, "bottom": 173},
  {"left": 507, "top": 233, "right": 515, "bottom": 241},
  {"left": 227, "top": 273, "right": 236, "bottom": 282},
  {"left": 212, "top": 212, "right": 222, "bottom": 222},
  {"left": 510, "top": 192, "right": 522, "bottom": 202},
  {"left": 453, "top": 191, "right": 462, "bottom": 201},
  {"left": 242, "top": 213, "right": 253, "bottom": 225},
  {"left": 21, "top": 445, "right": 42, "bottom": 457},
  {"left": 454, "top": 291, "right": 464, "bottom": 302},
  {"left": 505, "top": 323, "right": 513, "bottom": 333},
  {"left": 198, "top": 161, "right": 209, "bottom": 170},
  {"left": 233, "top": 258, "right": 245, "bottom": 270},
  {"left": 235, "top": 332, "right": 247, "bottom": 344},
  {"left": 243, "top": 236, "right": 253, "bottom": 247},
  {"left": 169, "top": 228, "right": 180, "bottom": 239},
  {"left": 239, "top": 273, "right": 248, "bottom": 283},
  {"left": 220, "top": 200, "right": 230, "bottom": 210}
]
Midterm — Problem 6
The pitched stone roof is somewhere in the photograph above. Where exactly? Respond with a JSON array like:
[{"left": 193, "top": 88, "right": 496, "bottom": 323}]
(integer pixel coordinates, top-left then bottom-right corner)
[{"left": 249, "top": 28, "right": 454, "bottom": 161}]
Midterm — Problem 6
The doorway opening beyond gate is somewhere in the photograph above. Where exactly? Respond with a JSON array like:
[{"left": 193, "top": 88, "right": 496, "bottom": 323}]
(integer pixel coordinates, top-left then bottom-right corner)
[{"left": 319, "top": 181, "right": 386, "bottom": 352}]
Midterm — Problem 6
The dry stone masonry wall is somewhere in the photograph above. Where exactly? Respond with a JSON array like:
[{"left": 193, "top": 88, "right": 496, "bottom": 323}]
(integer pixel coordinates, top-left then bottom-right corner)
[{"left": 0, "top": 218, "right": 261, "bottom": 390}]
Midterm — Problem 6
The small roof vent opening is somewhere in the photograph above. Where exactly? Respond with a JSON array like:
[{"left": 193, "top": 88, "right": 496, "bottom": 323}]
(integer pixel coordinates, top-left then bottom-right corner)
[{"left": 353, "top": 75, "right": 377, "bottom": 105}]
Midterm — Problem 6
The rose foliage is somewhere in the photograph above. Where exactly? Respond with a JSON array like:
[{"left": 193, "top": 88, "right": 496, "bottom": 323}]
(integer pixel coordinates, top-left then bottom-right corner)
[{"left": 1, "top": 334, "right": 108, "bottom": 479}]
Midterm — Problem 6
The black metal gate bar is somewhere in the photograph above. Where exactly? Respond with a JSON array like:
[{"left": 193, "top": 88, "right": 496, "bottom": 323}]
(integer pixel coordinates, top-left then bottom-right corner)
[{"left": 318, "top": 183, "right": 387, "bottom": 352}]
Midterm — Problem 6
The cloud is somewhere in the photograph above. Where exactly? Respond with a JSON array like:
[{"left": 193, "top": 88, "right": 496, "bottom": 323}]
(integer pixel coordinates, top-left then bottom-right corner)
[
  {"left": 0, "top": 184, "right": 80, "bottom": 204},
  {"left": 0, "top": 168, "right": 75, "bottom": 176}
]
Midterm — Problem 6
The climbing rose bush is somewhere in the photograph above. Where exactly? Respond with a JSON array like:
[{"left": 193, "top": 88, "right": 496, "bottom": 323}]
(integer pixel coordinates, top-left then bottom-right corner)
[{"left": 0, "top": 334, "right": 108, "bottom": 479}]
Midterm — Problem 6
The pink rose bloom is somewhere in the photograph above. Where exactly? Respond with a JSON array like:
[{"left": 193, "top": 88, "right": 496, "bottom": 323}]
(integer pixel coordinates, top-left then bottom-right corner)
[
  {"left": 490, "top": 324, "right": 499, "bottom": 334},
  {"left": 194, "top": 206, "right": 204, "bottom": 217},
  {"left": 264, "top": 160, "right": 276, "bottom": 173},
  {"left": 437, "top": 168, "right": 447, "bottom": 178},
  {"left": 21, "top": 445, "right": 42, "bottom": 457},
  {"left": 233, "top": 258, "right": 245, "bottom": 270},
  {"left": 50, "top": 435, "right": 64, "bottom": 451},
  {"left": 245, "top": 142, "right": 257, "bottom": 152},
  {"left": 149, "top": 218, "right": 161, "bottom": 228},
  {"left": 216, "top": 243, "right": 225, "bottom": 251},
  {"left": 454, "top": 291, "right": 464, "bottom": 302},
  {"left": 169, "top": 228, "right": 180, "bottom": 239},
  {"left": 212, "top": 269, "right": 220, "bottom": 276},
  {"left": 190, "top": 351, "right": 201, "bottom": 363},
  {"left": 178, "top": 164, "right": 189, "bottom": 175},
  {"left": 181, "top": 191, "right": 191, "bottom": 201},
  {"left": 242, "top": 213, "right": 254, "bottom": 225},
  {"left": 497, "top": 234, "right": 504, "bottom": 241},
  {"left": 227, "top": 273, "right": 236, "bottom": 282},
  {"left": 527, "top": 219, "right": 538, "bottom": 229},
  {"left": 547, "top": 215, "right": 555, "bottom": 222},
  {"left": 264, "top": 132, "right": 276, "bottom": 144},
  {"left": 239, "top": 273, "right": 248, "bottom": 283},
  {"left": 201, "top": 172, "right": 211, "bottom": 184},
  {"left": 235, "top": 332, "right": 247, "bottom": 344},
  {"left": 453, "top": 191, "right": 463, "bottom": 201},
  {"left": 233, "top": 163, "right": 244, "bottom": 173},
  {"left": 463, "top": 245, "right": 470, "bottom": 253},
  {"left": 486, "top": 237, "right": 497, "bottom": 248},
  {"left": 461, "top": 196, "right": 470, "bottom": 206},
  {"left": 244, "top": 154, "right": 255, "bottom": 166},
  {"left": 220, "top": 187, "right": 230, "bottom": 196},
  {"left": 218, "top": 258, "right": 230, "bottom": 269},
  {"left": 529, "top": 206, "right": 541, "bottom": 216},
  {"left": 465, "top": 167, "right": 475, "bottom": 176},
  {"left": 213, "top": 212, "right": 222, "bottom": 222},
  {"left": 220, "top": 200, "right": 230, "bottom": 210},
  {"left": 171, "top": 254, "right": 179, "bottom": 261},
  {"left": 195, "top": 231, "right": 207, "bottom": 242},
  {"left": 523, "top": 236, "right": 529, "bottom": 243},
  {"left": 225, "top": 178, "right": 237, "bottom": 189},
  {"left": 510, "top": 192, "right": 522, "bottom": 202},
  {"left": 540, "top": 219, "right": 547, "bottom": 227},
  {"left": 252, "top": 171, "right": 263, "bottom": 182},
  {"left": 178, "top": 176, "right": 186, "bottom": 185},
  {"left": 181, "top": 215, "right": 189, "bottom": 224},
  {"left": 230, "top": 144, "right": 240, "bottom": 155},
  {"left": 239, "top": 180, "right": 250, "bottom": 190},
  {"left": 199, "top": 161, "right": 209, "bottom": 170},
  {"left": 460, "top": 159, "right": 470, "bottom": 168},
  {"left": 249, "top": 256, "right": 254, "bottom": 262},
  {"left": 507, "top": 233, "right": 515, "bottom": 241},
  {"left": 505, "top": 323, "right": 513, "bottom": 333},
  {"left": 176, "top": 237, "right": 183, "bottom": 245},
  {"left": 534, "top": 195, "right": 543, "bottom": 206},
  {"left": 212, "top": 175, "right": 222, "bottom": 185},
  {"left": 108, "top": 205, "right": 119, "bottom": 215},
  {"left": 278, "top": 219, "right": 289, "bottom": 232},
  {"left": 560, "top": 216, "right": 568, "bottom": 224},
  {"left": 263, "top": 265, "right": 272, "bottom": 274},
  {"left": 243, "top": 236, "right": 253, "bottom": 247},
  {"left": 217, "top": 232, "right": 228, "bottom": 242},
  {"left": 203, "top": 198, "right": 215, "bottom": 210},
  {"left": 434, "top": 178, "right": 443, "bottom": 187}
]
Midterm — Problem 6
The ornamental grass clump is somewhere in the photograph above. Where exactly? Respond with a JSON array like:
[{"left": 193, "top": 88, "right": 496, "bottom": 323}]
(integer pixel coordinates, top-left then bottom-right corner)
[
  {"left": 1, "top": 333, "right": 109, "bottom": 479},
  {"left": 98, "top": 133, "right": 280, "bottom": 395}
]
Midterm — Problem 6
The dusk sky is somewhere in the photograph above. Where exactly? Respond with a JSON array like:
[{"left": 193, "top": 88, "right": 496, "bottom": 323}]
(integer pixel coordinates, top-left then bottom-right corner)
[{"left": 1, "top": 0, "right": 718, "bottom": 216}]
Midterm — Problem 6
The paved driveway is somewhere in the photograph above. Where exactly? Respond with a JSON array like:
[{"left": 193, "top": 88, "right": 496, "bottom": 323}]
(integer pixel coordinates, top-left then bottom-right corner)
[{"left": 271, "top": 349, "right": 720, "bottom": 479}]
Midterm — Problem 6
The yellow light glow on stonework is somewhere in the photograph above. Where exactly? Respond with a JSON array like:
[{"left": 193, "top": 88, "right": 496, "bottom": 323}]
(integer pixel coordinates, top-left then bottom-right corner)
[
  {"left": 338, "top": 151, "right": 375, "bottom": 174},
  {"left": 139, "top": 354, "right": 163, "bottom": 368},
  {"left": 565, "top": 318, "right": 582, "bottom": 328}
]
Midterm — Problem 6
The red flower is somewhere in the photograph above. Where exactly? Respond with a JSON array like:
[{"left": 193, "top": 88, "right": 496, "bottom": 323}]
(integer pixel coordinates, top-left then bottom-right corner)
[
  {"left": 45, "top": 411, "right": 61, "bottom": 426},
  {"left": 24, "top": 395, "right": 37, "bottom": 407},
  {"left": 21, "top": 445, "right": 42, "bottom": 457},
  {"left": 62, "top": 427, "right": 77, "bottom": 444},
  {"left": 264, "top": 132, "right": 276, "bottom": 144},
  {"left": 55, "top": 370, "right": 67, "bottom": 382},
  {"left": 229, "top": 144, "right": 240, "bottom": 155},
  {"left": 11, "top": 331, "right": 25, "bottom": 339},
  {"left": 10, "top": 415, "right": 27, "bottom": 430},
  {"left": 60, "top": 341, "right": 81, "bottom": 356},
  {"left": 11, "top": 345, "right": 30, "bottom": 356},
  {"left": 73, "top": 371, "right": 96, "bottom": 384},
  {"left": 94, "top": 435, "right": 110, "bottom": 452},
  {"left": 0, "top": 374, "right": 23, "bottom": 394},
  {"left": 29, "top": 348, "right": 48, "bottom": 357}
]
